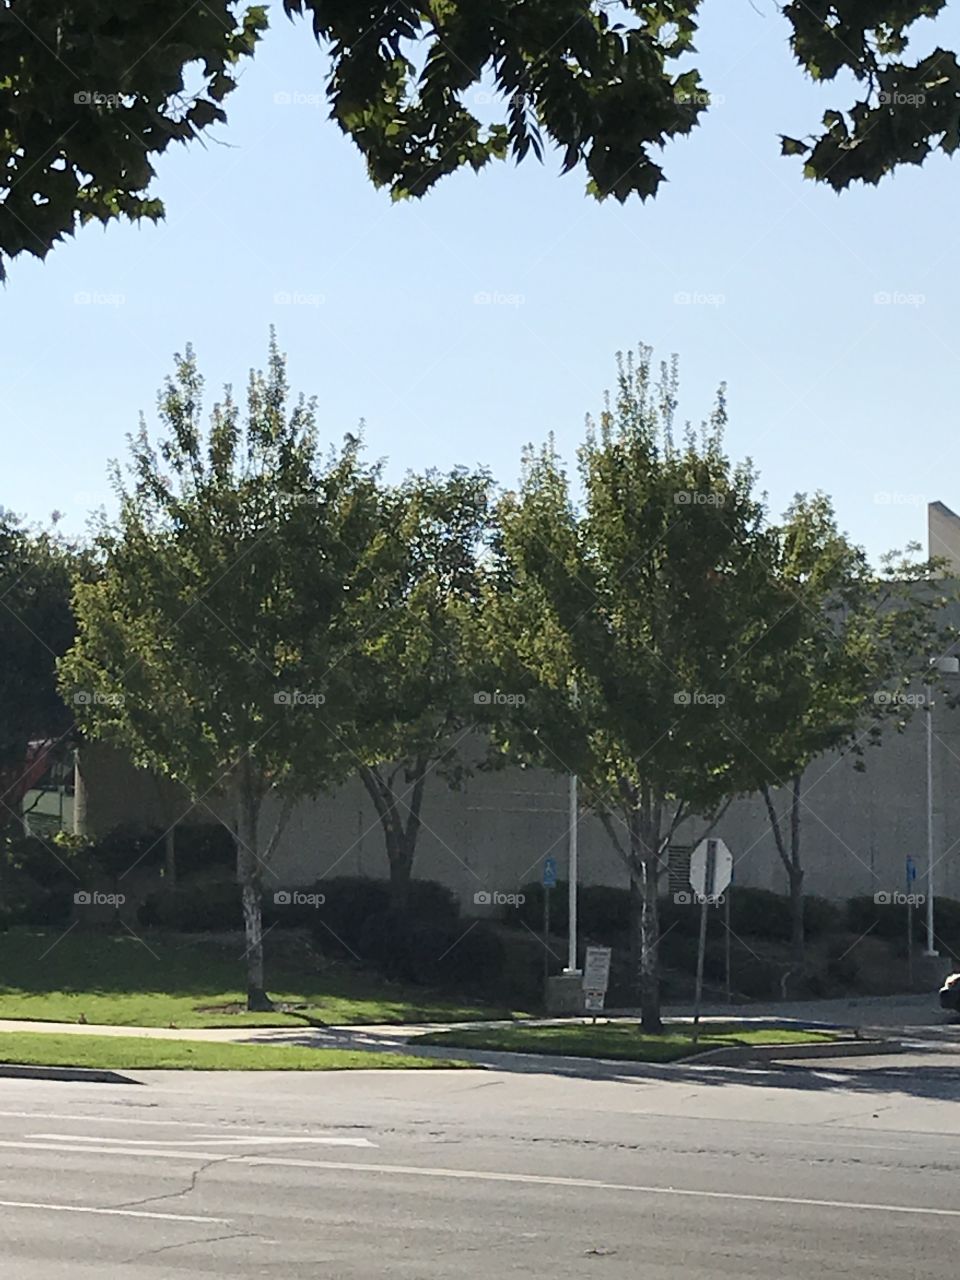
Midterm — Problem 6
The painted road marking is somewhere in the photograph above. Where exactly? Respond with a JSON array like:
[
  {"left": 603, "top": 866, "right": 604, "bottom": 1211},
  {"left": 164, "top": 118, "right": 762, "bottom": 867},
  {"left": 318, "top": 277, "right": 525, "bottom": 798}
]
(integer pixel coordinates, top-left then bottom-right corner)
[
  {"left": 0, "top": 1198, "right": 230, "bottom": 1224},
  {"left": 28, "top": 1132, "right": 375, "bottom": 1147},
  {"left": 2, "top": 1142, "right": 960, "bottom": 1218}
]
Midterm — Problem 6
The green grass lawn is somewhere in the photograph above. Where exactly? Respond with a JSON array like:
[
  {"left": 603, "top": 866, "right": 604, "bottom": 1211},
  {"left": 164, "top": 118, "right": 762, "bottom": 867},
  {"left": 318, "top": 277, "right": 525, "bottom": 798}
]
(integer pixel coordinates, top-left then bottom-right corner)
[
  {"left": 0, "top": 1031, "right": 465, "bottom": 1072},
  {"left": 0, "top": 928, "right": 523, "bottom": 1028},
  {"left": 417, "top": 1021, "right": 837, "bottom": 1063}
]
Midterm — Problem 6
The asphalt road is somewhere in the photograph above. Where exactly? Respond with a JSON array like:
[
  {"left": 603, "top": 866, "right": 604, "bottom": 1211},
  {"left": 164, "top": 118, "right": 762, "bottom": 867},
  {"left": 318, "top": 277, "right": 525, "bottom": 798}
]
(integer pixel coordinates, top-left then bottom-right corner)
[{"left": 3, "top": 1050, "right": 960, "bottom": 1278}]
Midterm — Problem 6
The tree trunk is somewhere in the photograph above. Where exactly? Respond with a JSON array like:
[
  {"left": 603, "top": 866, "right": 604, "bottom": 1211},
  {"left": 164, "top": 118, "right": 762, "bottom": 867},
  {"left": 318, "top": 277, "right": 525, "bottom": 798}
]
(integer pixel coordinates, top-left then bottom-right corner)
[
  {"left": 638, "top": 854, "right": 662, "bottom": 1032},
  {"left": 388, "top": 840, "right": 414, "bottom": 914},
  {"left": 788, "top": 775, "right": 804, "bottom": 962},
  {"left": 788, "top": 863, "right": 805, "bottom": 962},
  {"left": 235, "top": 767, "right": 273, "bottom": 1012},
  {"left": 360, "top": 760, "right": 427, "bottom": 916},
  {"left": 761, "top": 777, "right": 806, "bottom": 964}
]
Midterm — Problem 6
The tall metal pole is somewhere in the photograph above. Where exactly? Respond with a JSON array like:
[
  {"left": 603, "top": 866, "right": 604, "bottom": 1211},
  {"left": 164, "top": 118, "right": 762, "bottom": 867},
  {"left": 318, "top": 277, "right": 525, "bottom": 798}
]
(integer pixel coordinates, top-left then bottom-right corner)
[
  {"left": 925, "top": 683, "right": 938, "bottom": 956},
  {"left": 566, "top": 773, "right": 579, "bottom": 973}
]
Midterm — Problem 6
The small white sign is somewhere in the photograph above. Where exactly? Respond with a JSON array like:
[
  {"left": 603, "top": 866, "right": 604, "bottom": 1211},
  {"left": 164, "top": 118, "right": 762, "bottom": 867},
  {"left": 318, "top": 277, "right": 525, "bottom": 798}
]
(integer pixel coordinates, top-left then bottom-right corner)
[
  {"left": 584, "top": 990, "right": 605, "bottom": 1013},
  {"left": 581, "top": 946, "right": 612, "bottom": 993}
]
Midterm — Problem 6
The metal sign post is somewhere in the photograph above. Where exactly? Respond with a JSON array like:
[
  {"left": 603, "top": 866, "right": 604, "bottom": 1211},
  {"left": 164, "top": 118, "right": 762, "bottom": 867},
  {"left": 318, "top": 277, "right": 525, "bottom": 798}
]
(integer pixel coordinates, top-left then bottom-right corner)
[
  {"left": 542, "top": 857, "right": 558, "bottom": 990},
  {"left": 689, "top": 838, "right": 733, "bottom": 1048},
  {"left": 906, "top": 855, "right": 917, "bottom": 988}
]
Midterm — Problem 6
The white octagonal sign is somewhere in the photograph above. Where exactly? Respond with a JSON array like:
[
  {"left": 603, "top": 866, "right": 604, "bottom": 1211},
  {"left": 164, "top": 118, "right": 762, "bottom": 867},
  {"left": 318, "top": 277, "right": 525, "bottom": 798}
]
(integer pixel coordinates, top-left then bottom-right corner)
[{"left": 689, "top": 838, "right": 732, "bottom": 898}]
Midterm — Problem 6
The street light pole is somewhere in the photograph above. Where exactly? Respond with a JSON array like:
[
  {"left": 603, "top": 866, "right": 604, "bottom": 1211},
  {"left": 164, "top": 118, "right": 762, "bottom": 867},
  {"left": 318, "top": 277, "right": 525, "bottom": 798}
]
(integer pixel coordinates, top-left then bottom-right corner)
[
  {"left": 925, "top": 680, "right": 937, "bottom": 956},
  {"left": 565, "top": 773, "right": 579, "bottom": 973},
  {"left": 924, "top": 655, "right": 959, "bottom": 957}
]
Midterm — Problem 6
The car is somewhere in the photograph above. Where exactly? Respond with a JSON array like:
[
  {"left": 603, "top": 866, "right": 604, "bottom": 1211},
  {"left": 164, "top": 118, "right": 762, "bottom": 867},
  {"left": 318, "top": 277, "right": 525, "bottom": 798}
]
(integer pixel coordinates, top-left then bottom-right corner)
[{"left": 939, "top": 972, "right": 960, "bottom": 1012}]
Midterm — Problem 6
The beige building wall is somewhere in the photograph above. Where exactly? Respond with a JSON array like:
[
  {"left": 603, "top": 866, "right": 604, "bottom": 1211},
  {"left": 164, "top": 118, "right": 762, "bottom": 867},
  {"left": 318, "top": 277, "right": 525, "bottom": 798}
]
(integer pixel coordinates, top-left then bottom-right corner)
[
  {"left": 76, "top": 691, "right": 960, "bottom": 910},
  {"left": 929, "top": 501, "right": 960, "bottom": 574}
]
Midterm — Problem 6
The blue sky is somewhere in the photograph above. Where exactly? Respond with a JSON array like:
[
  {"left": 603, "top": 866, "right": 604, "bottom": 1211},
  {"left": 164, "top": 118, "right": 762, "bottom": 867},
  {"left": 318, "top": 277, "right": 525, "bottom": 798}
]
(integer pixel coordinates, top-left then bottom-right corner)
[{"left": 4, "top": 3, "right": 958, "bottom": 563}]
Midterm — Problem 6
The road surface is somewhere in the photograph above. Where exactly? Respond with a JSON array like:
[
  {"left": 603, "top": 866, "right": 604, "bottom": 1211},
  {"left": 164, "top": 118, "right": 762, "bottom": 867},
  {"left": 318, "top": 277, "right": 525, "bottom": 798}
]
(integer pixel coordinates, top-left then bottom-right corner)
[{"left": 2, "top": 1049, "right": 960, "bottom": 1277}]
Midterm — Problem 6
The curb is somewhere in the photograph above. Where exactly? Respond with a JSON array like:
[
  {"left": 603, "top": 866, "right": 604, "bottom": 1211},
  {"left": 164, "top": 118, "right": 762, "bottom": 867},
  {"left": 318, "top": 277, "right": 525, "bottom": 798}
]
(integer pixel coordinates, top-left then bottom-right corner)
[
  {"left": 692, "top": 1038, "right": 908, "bottom": 1066},
  {"left": 0, "top": 1064, "right": 141, "bottom": 1084}
]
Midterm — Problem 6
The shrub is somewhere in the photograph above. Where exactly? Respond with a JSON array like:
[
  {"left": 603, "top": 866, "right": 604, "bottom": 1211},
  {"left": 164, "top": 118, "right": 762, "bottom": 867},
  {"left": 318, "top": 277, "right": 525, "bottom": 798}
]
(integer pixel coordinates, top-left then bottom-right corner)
[
  {"left": 727, "top": 887, "right": 793, "bottom": 942},
  {"left": 171, "top": 823, "right": 236, "bottom": 878},
  {"left": 355, "top": 909, "right": 506, "bottom": 995},
  {"left": 138, "top": 876, "right": 241, "bottom": 931},
  {"left": 407, "top": 879, "right": 460, "bottom": 927},
  {"left": 804, "top": 894, "right": 842, "bottom": 938},
  {"left": 307, "top": 877, "right": 458, "bottom": 956},
  {"left": 515, "top": 880, "right": 631, "bottom": 942},
  {"left": 932, "top": 897, "right": 960, "bottom": 949},
  {"left": 846, "top": 895, "right": 903, "bottom": 941},
  {"left": 86, "top": 825, "right": 165, "bottom": 884},
  {"left": 0, "top": 835, "right": 85, "bottom": 926}
]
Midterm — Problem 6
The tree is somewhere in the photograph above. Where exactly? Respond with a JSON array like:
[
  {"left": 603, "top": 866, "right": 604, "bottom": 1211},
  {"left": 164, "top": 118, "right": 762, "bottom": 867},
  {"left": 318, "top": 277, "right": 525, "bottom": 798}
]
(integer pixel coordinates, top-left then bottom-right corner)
[
  {"left": 4, "top": 2, "right": 956, "bottom": 276},
  {"left": 482, "top": 348, "right": 800, "bottom": 1031},
  {"left": 758, "top": 497, "right": 953, "bottom": 961},
  {"left": 353, "top": 467, "right": 492, "bottom": 913},
  {"left": 58, "top": 334, "right": 388, "bottom": 1009},
  {"left": 0, "top": 513, "right": 77, "bottom": 834}
]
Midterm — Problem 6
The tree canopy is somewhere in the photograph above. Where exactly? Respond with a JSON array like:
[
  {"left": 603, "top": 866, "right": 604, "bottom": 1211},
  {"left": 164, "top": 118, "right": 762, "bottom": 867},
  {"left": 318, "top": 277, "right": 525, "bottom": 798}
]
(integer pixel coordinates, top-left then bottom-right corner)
[{"left": 2, "top": 1, "right": 958, "bottom": 276}]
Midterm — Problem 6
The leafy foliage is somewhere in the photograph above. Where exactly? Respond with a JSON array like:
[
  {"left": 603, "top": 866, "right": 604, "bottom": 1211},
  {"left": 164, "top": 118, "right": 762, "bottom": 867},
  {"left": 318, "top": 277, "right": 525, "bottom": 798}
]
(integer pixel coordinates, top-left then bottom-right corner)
[
  {"left": 481, "top": 346, "right": 803, "bottom": 1027},
  {"left": 0, "top": 1, "right": 266, "bottom": 278},
  {"left": 6, "top": 2, "right": 955, "bottom": 274},
  {"left": 781, "top": 1, "right": 960, "bottom": 188},
  {"left": 0, "top": 512, "right": 77, "bottom": 827}
]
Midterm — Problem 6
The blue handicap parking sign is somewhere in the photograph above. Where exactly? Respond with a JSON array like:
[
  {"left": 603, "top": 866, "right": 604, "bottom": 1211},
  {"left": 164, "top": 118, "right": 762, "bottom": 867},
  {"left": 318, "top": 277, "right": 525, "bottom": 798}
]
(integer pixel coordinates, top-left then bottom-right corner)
[{"left": 543, "top": 856, "right": 558, "bottom": 888}]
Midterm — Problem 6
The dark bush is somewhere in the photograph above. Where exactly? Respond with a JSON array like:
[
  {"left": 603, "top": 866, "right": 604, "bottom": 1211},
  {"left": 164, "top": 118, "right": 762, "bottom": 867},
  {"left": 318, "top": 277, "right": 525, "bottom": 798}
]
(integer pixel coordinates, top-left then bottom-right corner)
[
  {"left": 0, "top": 835, "right": 86, "bottom": 926},
  {"left": 87, "top": 825, "right": 165, "bottom": 884},
  {"left": 307, "top": 877, "right": 458, "bottom": 956},
  {"left": 438, "top": 921, "right": 506, "bottom": 996},
  {"left": 932, "top": 897, "right": 960, "bottom": 949},
  {"left": 804, "top": 894, "right": 842, "bottom": 938},
  {"left": 356, "top": 908, "right": 505, "bottom": 995},
  {"left": 406, "top": 879, "right": 460, "bottom": 927},
  {"left": 138, "top": 876, "right": 241, "bottom": 931},
  {"left": 171, "top": 823, "right": 236, "bottom": 878},
  {"left": 308, "top": 877, "right": 392, "bottom": 953},
  {"left": 727, "top": 887, "right": 793, "bottom": 942},
  {"left": 515, "top": 880, "right": 631, "bottom": 943},
  {"left": 846, "top": 894, "right": 904, "bottom": 941}
]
